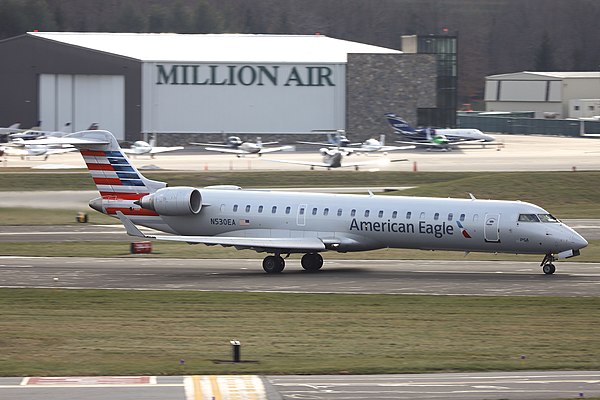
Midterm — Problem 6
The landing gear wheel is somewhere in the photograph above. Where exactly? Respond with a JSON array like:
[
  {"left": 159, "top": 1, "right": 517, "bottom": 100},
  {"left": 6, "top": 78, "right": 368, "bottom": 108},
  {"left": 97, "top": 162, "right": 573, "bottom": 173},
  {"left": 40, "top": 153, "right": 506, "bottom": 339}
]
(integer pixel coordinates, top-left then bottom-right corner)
[
  {"left": 542, "top": 263, "right": 556, "bottom": 275},
  {"left": 301, "top": 252, "right": 324, "bottom": 272},
  {"left": 263, "top": 255, "right": 285, "bottom": 274}
]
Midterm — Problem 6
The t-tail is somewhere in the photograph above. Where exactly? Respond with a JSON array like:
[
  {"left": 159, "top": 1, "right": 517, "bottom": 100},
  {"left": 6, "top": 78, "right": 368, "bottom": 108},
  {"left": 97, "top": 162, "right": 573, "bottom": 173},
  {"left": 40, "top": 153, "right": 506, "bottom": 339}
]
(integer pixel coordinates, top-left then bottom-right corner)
[
  {"left": 385, "top": 113, "right": 417, "bottom": 134},
  {"left": 59, "top": 130, "right": 167, "bottom": 219}
]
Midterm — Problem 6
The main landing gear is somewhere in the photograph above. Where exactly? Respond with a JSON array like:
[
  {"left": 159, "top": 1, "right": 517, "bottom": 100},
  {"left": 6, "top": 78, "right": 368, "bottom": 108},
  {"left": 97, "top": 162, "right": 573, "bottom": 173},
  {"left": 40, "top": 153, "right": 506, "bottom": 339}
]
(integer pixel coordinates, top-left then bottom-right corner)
[
  {"left": 261, "top": 252, "right": 324, "bottom": 274},
  {"left": 541, "top": 253, "right": 556, "bottom": 275}
]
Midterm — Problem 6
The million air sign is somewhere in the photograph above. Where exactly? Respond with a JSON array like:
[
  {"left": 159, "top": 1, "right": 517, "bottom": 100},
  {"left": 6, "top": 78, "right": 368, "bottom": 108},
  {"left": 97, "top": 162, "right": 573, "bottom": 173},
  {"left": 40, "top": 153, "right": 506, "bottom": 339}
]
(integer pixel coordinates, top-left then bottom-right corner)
[
  {"left": 156, "top": 64, "right": 336, "bottom": 87},
  {"left": 142, "top": 63, "right": 344, "bottom": 134}
]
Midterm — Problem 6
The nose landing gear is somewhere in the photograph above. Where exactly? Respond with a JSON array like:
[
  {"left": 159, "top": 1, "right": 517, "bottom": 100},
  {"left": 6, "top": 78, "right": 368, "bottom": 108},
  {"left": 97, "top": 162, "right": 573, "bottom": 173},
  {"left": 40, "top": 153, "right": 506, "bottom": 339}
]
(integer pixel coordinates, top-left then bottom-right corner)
[{"left": 541, "top": 254, "right": 556, "bottom": 275}]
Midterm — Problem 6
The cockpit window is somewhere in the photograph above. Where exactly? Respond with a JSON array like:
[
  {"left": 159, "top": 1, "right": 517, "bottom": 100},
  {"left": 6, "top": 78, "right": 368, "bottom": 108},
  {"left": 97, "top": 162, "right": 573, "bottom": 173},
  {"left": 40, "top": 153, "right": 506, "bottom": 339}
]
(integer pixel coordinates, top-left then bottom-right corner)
[
  {"left": 518, "top": 214, "right": 540, "bottom": 222},
  {"left": 538, "top": 214, "right": 559, "bottom": 223}
]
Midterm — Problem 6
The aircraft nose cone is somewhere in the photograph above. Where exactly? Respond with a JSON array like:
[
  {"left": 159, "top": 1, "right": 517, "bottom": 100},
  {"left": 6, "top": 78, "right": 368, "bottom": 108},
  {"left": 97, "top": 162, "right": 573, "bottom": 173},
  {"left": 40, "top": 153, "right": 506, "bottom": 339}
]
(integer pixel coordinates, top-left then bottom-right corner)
[{"left": 572, "top": 233, "right": 588, "bottom": 250}]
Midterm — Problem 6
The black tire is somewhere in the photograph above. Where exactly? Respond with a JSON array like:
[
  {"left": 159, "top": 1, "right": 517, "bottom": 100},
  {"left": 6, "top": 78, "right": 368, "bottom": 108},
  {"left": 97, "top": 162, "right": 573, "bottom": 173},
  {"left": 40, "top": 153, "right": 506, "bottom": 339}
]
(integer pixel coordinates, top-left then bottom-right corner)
[
  {"left": 542, "top": 263, "right": 556, "bottom": 275},
  {"left": 301, "top": 253, "right": 324, "bottom": 272},
  {"left": 263, "top": 255, "right": 285, "bottom": 274}
]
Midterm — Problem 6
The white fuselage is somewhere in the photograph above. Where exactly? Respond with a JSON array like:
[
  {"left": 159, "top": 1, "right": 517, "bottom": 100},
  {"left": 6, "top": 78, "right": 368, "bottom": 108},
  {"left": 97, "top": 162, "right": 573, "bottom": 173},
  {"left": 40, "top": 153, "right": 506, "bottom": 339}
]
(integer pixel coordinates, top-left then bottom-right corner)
[{"left": 124, "top": 189, "right": 586, "bottom": 256}]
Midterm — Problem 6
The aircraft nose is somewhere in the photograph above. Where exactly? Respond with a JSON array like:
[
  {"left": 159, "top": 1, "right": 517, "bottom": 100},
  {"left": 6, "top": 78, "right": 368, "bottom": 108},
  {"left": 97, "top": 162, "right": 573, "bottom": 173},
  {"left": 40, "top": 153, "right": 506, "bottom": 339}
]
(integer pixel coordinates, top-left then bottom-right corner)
[{"left": 571, "top": 233, "right": 588, "bottom": 250}]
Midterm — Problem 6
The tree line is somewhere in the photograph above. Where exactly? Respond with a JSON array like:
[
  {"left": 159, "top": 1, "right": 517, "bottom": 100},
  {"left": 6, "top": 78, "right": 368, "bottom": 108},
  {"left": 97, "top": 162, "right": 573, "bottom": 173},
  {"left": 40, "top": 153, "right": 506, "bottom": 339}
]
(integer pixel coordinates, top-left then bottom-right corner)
[{"left": 1, "top": 0, "right": 598, "bottom": 105}]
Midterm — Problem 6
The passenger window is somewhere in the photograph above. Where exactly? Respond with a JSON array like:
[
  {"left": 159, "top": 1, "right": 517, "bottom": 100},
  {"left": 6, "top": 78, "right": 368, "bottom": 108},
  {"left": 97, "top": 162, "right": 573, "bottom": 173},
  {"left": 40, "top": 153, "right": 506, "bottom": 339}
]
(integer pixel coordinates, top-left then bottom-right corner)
[
  {"left": 245, "top": 205, "right": 251, "bottom": 213},
  {"left": 337, "top": 208, "right": 343, "bottom": 217},
  {"left": 351, "top": 209, "right": 356, "bottom": 217},
  {"left": 258, "top": 205, "right": 263, "bottom": 213},
  {"left": 233, "top": 204, "right": 238, "bottom": 212},
  {"left": 420, "top": 212, "right": 425, "bottom": 219},
  {"left": 312, "top": 207, "right": 318, "bottom": 215},
  {"left": 324, "top": 208, "right": 329, "bottom": 216},
  {"left": 285, "top": 206, "right": 291, "bottom": 214},
  {"left": 272, "top": 206, "right": 277, "bottom": 214},
  {"left": 473, "top": 214, "right": 479, "bottom": 222},
  {"left": 364, "top": 210, "right": 370, "bottom": 217},
  {"left": 434, "top": 213, "right": 439, "bottom": 221},
  {"left": 406, "top": 211, "right": 412, "bottom": 220},
  {"left": 460, "top": 214, "right": 465, "bottom": 222},
  {"left": 299, "top": 207, "right": 305, "bottom": 215},
  {"left": 448, "top": 213, "right": 453, "bottom": 221},
  {"left": 378, "top": 210, "right": 384, "bottom": 218},
  {"left": 392, "top": 211, "right": 398, "bottom": 219}
]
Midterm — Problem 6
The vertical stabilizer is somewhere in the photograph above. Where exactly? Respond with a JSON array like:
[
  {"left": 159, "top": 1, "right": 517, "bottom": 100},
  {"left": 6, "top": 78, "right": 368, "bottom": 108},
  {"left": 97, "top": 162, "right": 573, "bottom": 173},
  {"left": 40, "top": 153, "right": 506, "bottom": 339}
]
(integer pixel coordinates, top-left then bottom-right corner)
[{"left": 64, "top": 130, "right": 167, "bottom": 216}]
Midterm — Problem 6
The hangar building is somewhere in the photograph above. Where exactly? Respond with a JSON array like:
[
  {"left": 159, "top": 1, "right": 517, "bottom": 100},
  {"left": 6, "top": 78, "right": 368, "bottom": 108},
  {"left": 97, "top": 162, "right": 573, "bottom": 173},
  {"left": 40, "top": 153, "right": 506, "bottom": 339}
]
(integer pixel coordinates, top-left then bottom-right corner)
[
  {"left": 485, "top": 71, "right": 600, "bottom": 119},
  {"left": 0, "top": 32, "right": 437, "bottom": 143}
]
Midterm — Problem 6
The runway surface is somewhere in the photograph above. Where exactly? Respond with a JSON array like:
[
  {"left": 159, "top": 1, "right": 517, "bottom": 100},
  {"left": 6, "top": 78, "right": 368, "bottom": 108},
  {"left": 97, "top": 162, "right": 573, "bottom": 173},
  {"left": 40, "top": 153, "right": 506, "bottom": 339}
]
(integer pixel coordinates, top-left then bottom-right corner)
[
  {"left": 1, "top": 256, "right": 599, "bottom": 296},
  {"left": 0, "top": 371, "right": 599, "bottom": 400},
  {"left": 2, "top": 133, "right": 599, "bottom": 172}
]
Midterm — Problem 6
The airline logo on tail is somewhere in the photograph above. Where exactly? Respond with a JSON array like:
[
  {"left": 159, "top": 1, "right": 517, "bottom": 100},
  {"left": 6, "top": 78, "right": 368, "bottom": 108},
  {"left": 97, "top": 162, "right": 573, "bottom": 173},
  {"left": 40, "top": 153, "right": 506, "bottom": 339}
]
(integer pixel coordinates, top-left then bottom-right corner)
[
  {"left": 82, "top": 149, "right": 158, "bottom": 216},
  {"left": 385, "top": 113, "right": 416, "bottom": 134}
]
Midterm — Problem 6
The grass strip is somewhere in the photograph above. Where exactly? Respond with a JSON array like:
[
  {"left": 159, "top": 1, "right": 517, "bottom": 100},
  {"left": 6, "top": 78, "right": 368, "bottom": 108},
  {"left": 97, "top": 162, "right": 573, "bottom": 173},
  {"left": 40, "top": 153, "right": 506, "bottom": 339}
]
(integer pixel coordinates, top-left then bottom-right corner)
[{"left": 1, "top": 289, "right": 599, "bottom": 376}]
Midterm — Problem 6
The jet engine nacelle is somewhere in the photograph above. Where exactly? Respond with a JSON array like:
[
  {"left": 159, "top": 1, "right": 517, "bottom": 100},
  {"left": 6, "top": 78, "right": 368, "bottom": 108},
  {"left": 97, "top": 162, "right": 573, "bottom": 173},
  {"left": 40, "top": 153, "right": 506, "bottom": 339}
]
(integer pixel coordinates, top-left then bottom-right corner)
[{"left": 137, "top": 187, "right": 202, "bottom": 216}]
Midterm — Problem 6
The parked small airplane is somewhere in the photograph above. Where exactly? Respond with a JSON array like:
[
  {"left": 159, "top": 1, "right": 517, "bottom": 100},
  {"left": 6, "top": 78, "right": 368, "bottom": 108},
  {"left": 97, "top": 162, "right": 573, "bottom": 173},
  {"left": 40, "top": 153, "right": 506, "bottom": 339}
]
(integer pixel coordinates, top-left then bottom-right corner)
[
  {"left": 266, "top": 147, "right": 404, "bottom": 170},
  {"left": 8, "top": 122, "right": 99, "bottom": 141},
  {"left": 0, "top": 141, "right": 76, "bottom": 160},
  {"left": 0, "top": 123, "right": 22, "bottom": 136},
  {"left": 191, "top": 136, "right": 291, "bottom": 157},
  {"left": 385, "top": 113, "right": 496, "bottom": 143},
  {"left": 300, "top": 133, "right": 415, "bottom": 155},
  {"left": 122, "top": 139, "right": 184, "bottom": 158},
  {"left": 297, "top": 130, "right": 352, "bottom": 147}
]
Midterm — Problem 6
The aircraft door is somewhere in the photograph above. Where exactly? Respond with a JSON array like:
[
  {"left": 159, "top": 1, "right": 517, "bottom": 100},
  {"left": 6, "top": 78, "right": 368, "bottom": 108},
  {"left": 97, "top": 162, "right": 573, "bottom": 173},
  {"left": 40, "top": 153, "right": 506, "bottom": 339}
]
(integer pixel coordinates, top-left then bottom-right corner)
[
  {"left": 297, "top": 204, "right": 307, "bottom": 226},
  {"left": 484, "top": 213, "right": 500, "bottom": 242}
]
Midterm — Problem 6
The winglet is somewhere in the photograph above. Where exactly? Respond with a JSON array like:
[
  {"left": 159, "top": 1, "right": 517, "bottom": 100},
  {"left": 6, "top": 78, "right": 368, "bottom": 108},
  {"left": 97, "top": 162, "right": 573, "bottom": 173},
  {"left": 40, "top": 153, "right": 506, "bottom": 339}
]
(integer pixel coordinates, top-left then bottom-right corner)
[{"left": 116, "top": 211, "right": 146, "bottom": 238}]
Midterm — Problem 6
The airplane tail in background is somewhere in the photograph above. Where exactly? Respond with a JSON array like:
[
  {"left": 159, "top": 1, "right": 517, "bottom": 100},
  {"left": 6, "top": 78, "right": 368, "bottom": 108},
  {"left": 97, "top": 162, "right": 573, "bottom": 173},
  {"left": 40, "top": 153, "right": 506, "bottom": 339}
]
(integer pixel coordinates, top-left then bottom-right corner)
[
  {"left": 55, "top": 130, "right": 167, "bottom": 216},
  {"left": 385, "top": 113, "right": 416, "bottom": 134}
]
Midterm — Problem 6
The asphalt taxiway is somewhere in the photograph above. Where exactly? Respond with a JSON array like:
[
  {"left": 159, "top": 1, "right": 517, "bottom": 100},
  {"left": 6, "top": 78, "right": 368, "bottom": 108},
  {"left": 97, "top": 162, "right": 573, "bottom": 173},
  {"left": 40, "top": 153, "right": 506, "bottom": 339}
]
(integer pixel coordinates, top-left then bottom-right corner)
[
  {"left": 1, "top": 256, "right": 599, "bottom": 296},
  {"left": 0, "top": 371, "right": 599, "bottom": 400}
]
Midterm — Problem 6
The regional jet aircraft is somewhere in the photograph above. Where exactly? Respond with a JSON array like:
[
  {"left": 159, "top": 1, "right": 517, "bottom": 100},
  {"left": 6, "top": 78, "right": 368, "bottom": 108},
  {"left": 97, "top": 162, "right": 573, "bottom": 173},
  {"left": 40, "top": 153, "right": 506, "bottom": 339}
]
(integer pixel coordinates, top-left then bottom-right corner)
[
  {"left": 32, "top": 130, "right": 587, "bottom": 275},
  {"left": 191, "top": 136, "right": 292, "bottom": 157}
]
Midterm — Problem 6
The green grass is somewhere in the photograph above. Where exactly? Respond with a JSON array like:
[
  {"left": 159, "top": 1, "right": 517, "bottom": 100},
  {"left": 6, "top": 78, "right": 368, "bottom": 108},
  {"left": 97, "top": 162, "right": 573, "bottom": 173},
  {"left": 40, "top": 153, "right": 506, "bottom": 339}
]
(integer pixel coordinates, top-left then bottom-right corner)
[{"left": 1, "top": 289, "right": 599, "bottom": 376}]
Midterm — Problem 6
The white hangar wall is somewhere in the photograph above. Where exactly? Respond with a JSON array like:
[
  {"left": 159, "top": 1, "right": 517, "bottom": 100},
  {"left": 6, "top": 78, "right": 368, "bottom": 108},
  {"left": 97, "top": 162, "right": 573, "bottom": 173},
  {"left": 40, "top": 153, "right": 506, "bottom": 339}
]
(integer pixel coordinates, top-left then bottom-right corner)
[{"left": 141, "top": 62, "right": 346, "bottom": 134}]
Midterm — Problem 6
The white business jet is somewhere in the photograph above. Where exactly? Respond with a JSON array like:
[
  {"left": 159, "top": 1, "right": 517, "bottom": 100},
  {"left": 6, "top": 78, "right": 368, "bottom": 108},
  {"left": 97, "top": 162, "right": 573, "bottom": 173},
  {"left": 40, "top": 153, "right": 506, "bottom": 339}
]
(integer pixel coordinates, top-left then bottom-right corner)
[
  {"left": 191, "top": 136, "right": 291, "bottom": 157},
  {"left": 35, "top": 130, "right": 588, "bottom": 275}
]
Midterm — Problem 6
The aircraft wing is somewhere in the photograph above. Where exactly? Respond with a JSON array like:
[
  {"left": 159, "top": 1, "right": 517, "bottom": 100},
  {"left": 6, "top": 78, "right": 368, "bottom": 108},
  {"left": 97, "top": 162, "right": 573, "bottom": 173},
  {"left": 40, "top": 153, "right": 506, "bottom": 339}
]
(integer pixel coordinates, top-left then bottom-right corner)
[
  {"left": 116, "top": 212, "right": 326, "bottom": 251},
  {"left": 190, "top": 142, "right": 229, "bottom": 147},
  {"left": 44, "top": 147, "right": 78, "bottom": 155},
  {"left": 377, "top": 145, "right": 416, "bottom": 152},
  {"left": 262, "top": 159, "right": 334, "bottom": 168},
  {"left": 149, "top": 146, "right": 184, "bottom": 154},
  {"left": 204, "top": 146, "right": 249, "bottom": 154},
  {"left": 23, "top": 137, "right": 110, "bottom": 146},
  {"left": 257, "top": 145, "right": 293, "bottom": 154}
]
